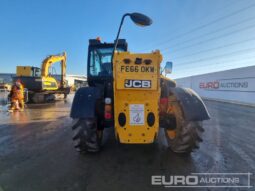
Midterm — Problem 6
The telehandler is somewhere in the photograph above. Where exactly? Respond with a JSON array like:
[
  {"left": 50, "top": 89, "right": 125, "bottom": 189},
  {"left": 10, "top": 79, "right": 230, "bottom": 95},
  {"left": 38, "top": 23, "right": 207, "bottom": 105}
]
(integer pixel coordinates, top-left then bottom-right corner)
[
  {"left": 70, "top": 13, "right": 210, "bottom": 153},
  {"left": 13, "top": 52, "right": 70, "bottom": 103}
]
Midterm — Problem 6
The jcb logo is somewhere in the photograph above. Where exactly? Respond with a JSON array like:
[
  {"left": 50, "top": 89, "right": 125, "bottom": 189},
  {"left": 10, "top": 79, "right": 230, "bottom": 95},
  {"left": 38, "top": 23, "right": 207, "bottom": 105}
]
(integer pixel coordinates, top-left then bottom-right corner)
[{"left": 125, "top": 80, "right": 151, "bottom": 88}]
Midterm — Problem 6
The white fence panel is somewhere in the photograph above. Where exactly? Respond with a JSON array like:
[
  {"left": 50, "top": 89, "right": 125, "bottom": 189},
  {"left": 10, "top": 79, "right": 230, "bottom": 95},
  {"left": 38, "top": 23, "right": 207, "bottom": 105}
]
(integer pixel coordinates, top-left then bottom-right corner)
[{"left": 175, "top": 66, "right": 255, "bottom": 105}]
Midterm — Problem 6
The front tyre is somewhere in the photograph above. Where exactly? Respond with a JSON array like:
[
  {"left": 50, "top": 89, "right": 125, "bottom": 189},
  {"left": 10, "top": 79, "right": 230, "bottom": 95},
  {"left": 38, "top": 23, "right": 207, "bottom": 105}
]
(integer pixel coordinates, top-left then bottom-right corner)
[{"left": 71, "top": 118, "right": 101, "bottom": 153}]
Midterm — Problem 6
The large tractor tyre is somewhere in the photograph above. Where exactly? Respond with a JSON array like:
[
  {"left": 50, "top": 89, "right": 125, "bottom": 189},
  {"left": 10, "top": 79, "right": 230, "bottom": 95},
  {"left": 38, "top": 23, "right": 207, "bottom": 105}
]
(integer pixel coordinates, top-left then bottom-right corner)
[
  {"left": 164, "top": 95, "right": 204, "bottom": 153},
  {"left": 71, "top": 118, "right": 102, "bottom": 153}
]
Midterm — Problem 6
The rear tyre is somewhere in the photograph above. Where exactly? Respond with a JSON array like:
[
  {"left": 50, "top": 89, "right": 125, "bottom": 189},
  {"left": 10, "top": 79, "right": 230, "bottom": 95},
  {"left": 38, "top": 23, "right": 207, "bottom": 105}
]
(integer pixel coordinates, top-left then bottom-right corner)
[
  {"left": 164, "top": 95, "right": 204, "bottom": 153},
  {"left": 71, "top": 118, "right": 101, "bottom": 153}
]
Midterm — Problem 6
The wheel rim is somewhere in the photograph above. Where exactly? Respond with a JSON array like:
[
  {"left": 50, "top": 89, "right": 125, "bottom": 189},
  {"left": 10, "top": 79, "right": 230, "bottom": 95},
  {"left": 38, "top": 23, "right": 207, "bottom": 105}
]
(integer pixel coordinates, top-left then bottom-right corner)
[
  {"left": 165, "top": 100, "right": 178, "bottom": 140},
  {"left": 166, "top": 129, "right": 176, "bottom": 139}
]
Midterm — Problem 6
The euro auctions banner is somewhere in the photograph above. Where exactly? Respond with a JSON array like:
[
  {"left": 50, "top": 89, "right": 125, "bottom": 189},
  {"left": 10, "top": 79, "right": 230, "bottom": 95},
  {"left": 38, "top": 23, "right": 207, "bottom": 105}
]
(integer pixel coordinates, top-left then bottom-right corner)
[
  {"left": 199, "top": 77, "right": 255, "bottom": 92},
  {"left": 175, "top": 66, "right": 255, "bottom": 105}
]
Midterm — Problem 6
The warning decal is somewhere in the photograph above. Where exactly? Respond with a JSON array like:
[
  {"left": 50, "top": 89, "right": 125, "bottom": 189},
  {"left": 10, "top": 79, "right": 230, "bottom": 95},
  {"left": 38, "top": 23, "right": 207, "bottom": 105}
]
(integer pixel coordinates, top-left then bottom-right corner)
[{"left": 129, "top": 104, "right": 144, "bottom": 125}]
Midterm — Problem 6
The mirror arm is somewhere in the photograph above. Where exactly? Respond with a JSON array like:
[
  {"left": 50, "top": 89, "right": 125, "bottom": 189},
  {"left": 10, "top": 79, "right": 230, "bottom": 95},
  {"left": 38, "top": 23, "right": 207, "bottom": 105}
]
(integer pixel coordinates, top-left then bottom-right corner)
[{"left": 111, "top": 13, "right": 130, "bottom": 67}]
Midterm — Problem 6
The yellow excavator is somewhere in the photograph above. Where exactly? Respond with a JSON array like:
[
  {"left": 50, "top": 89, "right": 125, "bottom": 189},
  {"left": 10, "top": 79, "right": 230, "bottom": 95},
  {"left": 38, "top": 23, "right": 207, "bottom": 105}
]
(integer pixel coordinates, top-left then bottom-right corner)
[{"left": 13, "top": 52, "right": 70, "bottom": 103}]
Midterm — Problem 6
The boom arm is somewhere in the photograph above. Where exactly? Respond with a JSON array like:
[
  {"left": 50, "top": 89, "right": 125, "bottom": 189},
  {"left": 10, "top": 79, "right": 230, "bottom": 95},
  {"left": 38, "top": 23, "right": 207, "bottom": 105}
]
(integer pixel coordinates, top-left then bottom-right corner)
[{"left": 41, "top": 52, "right": 67, "bottom": 88}]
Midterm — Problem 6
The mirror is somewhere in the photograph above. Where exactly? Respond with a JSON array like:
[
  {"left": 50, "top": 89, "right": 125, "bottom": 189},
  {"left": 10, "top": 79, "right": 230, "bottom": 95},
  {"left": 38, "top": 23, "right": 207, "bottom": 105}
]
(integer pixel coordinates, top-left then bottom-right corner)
[
  {"left": 130, "top": 12, "right": 152, "bottom": 26},
  {"left": 165, "top": 61, "right": 173, "bottom": 74}
]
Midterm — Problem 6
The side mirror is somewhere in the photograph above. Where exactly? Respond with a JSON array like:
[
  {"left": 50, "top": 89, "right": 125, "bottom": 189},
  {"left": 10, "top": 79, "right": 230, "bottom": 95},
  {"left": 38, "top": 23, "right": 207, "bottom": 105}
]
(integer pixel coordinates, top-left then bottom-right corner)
[
  {"left": 165, "top": 61, "right": 173, "bottom": 74},
  {"left": 130, "top": 13, "right": 152, "bottom": 26}
]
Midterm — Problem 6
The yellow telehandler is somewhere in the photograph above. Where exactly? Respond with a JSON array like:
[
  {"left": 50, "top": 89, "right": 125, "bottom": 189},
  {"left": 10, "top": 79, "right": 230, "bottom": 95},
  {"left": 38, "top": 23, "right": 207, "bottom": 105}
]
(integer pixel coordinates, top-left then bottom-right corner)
[{"left": 70, "top": 13, "right": 210, "bottom": 153}]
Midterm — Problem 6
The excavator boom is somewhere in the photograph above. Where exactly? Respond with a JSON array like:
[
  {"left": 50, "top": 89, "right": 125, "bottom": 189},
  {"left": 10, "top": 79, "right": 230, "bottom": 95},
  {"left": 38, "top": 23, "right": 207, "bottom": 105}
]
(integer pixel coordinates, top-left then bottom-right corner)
[{"left": 41, "top": 52, "right": 67, "bottom": 88}]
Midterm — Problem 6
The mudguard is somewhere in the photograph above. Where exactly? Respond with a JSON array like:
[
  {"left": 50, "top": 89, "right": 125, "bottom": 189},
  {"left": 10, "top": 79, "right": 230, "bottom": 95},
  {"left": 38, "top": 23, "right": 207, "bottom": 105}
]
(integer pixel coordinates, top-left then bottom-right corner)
[
  {"left": 70, "top": 87, "right": 101, "bottom": 118},
  {"left": 169, "top": 87, "right": 210, "bottom": 121}
]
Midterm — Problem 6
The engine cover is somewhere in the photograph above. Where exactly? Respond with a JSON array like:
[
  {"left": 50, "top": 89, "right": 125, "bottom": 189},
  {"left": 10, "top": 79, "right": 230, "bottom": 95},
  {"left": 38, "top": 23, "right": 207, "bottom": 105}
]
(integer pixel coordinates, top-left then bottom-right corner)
[{"left": 113, "top": 51, "right": 162, "bottom": 143}]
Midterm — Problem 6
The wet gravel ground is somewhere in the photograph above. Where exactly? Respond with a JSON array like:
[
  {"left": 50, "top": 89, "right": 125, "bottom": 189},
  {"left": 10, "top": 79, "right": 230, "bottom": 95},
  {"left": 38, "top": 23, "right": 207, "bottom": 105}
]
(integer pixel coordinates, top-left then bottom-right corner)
[{"left": 0, "top": 95, "right": 254, "bottom": 191}]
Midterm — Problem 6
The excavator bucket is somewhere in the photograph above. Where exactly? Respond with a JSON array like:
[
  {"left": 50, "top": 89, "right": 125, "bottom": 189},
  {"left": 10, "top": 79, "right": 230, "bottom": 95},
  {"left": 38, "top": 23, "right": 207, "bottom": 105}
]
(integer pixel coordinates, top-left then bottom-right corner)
[{"left": 113, "top": 51, "right": 162, "bottom": 143}]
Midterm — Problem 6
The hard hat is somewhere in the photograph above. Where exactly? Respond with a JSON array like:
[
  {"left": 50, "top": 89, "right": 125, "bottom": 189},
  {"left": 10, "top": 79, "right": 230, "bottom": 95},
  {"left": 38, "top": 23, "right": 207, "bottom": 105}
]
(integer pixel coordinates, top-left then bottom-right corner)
[{"left": 15, "top": 79, "right": 21, "bottom": 87}]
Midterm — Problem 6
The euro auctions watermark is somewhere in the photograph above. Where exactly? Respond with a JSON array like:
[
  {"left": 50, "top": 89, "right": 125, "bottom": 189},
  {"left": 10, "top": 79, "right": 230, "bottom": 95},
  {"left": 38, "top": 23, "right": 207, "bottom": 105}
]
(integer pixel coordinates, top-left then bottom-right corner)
[{"left": 151, "top": 173, "right": 253, "bottom": 188}]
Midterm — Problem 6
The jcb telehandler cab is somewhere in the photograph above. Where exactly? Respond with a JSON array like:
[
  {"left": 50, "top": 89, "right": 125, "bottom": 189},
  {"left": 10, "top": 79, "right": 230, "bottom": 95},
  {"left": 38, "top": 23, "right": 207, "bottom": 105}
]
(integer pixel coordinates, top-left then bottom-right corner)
[{"left": 70, "top": 13, "right": 210, "bottom": 153}]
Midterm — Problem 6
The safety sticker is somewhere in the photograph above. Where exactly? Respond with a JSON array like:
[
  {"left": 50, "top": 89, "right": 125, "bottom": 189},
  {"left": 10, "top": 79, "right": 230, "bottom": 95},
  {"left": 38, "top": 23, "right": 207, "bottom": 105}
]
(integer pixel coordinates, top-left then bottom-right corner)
[{"left": 129, "top": 104, "right": 144, "bottom": 125}]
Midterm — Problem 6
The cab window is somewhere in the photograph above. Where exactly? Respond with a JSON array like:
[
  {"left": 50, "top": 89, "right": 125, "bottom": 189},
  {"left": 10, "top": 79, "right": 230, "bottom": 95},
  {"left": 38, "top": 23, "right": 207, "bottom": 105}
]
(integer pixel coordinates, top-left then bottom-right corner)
[{"left": 89, "top": 47, "right": 124, "bottom": 77}]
